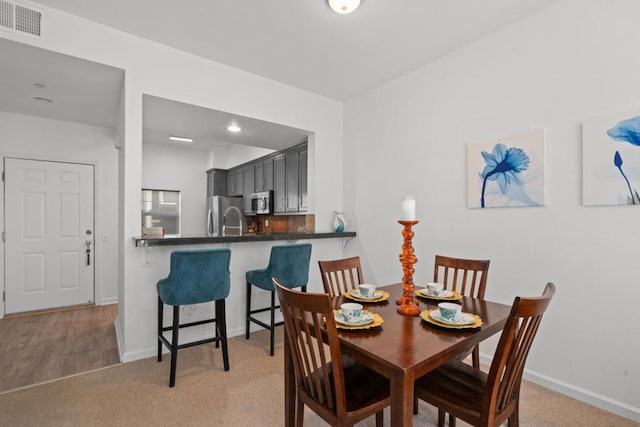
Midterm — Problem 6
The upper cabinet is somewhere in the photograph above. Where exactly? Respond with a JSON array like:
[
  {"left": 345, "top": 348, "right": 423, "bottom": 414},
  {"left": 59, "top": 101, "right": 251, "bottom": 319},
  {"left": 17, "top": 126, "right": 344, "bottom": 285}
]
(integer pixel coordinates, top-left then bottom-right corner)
[
  {"left": 227, "top": 141, "right": 307, "bottom": 213},
  {"left": 242, "top": 165, "right": 255, "bottom": 213},
  {"left": 285, "top": 149, "right": 300, "bottom": 212},
  {"left": 206, "top": 169, "right": 228, "bottom": 197},
  {"left": 299, "top": 148, "right": 308, "bottom": 211},
  {"left": 273, "top": 155, "right": 286, "bottom": 213},
  {"left": 254, "top": 158, "right": 274, "bottom": 192},
  {"left": 227, "top": 169, "right": 243, "bottom": 196},
  {"left": 277, "top": 143, "right": 307, "bottom": 213}
]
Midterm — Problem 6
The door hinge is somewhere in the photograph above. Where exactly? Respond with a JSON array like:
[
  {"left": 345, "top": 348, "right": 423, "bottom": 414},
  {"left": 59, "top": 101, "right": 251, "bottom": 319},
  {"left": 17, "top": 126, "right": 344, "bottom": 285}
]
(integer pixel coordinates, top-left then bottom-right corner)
[
  {"left": 1, "top": 231, "right": 4, "bottom": 242},
  {"left": 2, "top": 291, "right": 4, "bottom": 302},
  {"left": 1, "top": 171, "right": 4, "bottom": 181}
]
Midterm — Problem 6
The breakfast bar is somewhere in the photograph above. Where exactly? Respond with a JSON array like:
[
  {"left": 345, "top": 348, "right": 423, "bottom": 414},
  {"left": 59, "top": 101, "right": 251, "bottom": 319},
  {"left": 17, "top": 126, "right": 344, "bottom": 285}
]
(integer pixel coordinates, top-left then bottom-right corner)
[
  {"left": 125, "top": 231, "right": 356, "bottom": 363},
  {"left": 133, "top": 231, "right": 356, "bottom": 247}
]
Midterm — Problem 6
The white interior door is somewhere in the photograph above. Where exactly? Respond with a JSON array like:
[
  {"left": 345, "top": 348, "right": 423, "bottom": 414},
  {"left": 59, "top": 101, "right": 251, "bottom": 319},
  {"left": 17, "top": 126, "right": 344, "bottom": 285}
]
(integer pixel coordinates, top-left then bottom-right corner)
[{"left": 4, "top": 158, "right": 95, "bottom": 314}]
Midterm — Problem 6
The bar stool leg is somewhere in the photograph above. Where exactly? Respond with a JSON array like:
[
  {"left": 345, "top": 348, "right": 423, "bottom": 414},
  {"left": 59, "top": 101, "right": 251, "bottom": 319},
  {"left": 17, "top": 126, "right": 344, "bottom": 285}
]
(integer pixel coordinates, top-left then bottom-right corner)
[
  {"left": 216, "top": 299, "right": 230, "bottom": 371},
  {"left": 269, "top": 290, "right": 276, "bottom": 356},
  {"left": 215, "top": 300, "right": 220, "bottom": 349},
  {"left": 245, "top": 282, "right": 252, "bottom": 339},
  {"left": 169, "top": 305, "right": 180, "bottom": 388},
  {"left": 157, "top": 297, "right": 163, "bottom": 362}
]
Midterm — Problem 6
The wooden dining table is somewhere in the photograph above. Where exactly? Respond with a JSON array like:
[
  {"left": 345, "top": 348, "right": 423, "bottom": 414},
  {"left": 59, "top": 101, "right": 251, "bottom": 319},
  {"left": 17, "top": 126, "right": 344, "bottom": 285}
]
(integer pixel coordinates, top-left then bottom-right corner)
[{"left": 284, "top": 283, "right": 512, "bottom": 427}]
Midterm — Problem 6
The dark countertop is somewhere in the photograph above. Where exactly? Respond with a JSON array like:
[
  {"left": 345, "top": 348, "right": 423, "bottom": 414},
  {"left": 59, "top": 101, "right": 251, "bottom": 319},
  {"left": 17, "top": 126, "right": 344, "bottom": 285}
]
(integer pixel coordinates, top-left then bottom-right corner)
[{"left": 133, "top": 231, "right": 356, "bottom": 247}]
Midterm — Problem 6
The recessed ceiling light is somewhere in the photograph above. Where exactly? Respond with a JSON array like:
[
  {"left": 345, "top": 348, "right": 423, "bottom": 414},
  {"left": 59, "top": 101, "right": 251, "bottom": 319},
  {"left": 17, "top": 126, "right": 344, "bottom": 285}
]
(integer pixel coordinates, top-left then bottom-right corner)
[
  {"left": 328, "top": 0, "right": 361, "bottom": 14},
  {"left": 227, "top": 124, "right": 241, "bottom": 133},
  {"left": 33, "top": 96, "right": 53, "bottom": 103},
  {"left": 169, "top": 135, "right": 194, "bottom": 143}
]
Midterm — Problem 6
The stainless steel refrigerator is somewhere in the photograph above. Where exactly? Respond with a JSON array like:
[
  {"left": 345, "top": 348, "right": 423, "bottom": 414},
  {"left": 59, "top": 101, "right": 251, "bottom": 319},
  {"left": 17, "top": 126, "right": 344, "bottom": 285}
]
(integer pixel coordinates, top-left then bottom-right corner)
[{"left": 207, "top": 196, "right": 246, "bottom": 236}]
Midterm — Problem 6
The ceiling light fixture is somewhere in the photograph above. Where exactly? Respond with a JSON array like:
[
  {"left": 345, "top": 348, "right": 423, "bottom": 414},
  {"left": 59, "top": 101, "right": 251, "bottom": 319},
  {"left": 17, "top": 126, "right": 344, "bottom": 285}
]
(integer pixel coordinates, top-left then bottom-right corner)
[
  {"left": 328, "top": 0, "right": 361, "bottom": 14},
  {"left": 227, "top": 124, "right": 241, "bottom": 133},
  {"left": 169, "top": 135, "right": 194, "bottom": 143}
]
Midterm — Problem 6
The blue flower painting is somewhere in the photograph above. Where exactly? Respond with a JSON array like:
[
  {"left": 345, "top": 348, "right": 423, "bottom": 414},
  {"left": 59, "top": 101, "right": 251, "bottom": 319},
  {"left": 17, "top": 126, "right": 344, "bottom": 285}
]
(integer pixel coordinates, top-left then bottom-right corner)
[
  {"left": 467, "top": 129, "right": 546, "bottom": 208},
  {"left": 480, "top": 143, "right": 530, "bottom": 207},
  {"left": 583, "top": 111, "right": 640, "bottom": 206},
  {"left": 607, "top": 115, "right": 640, "bottom": 146}
]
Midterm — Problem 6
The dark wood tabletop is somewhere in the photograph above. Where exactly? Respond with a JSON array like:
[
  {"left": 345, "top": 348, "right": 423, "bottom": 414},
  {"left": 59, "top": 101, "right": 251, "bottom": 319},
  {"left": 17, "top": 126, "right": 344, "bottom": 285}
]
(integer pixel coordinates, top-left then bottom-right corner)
[{"left": 284, "top": 283, "right": 512, "bottom": 427}]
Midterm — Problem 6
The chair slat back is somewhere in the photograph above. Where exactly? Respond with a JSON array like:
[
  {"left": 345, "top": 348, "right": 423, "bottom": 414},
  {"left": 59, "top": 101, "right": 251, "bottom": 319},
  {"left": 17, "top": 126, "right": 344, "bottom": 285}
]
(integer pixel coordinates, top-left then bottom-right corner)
[
  {"left": 274, "top": 278, "right": 347, "bottom": 417},
  {"left": 484, "top": 283, "right": 556, "bottom": 419},
  {"left": 434, "top": 255, "right": 490, "bottom": 299},
  {"left": 318, "top": 257, "right": 364, "bottom": 298}
]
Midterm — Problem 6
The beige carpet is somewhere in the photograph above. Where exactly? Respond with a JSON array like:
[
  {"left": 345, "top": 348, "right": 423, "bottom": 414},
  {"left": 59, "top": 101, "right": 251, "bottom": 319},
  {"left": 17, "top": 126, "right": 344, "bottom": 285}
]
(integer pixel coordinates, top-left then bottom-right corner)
[{"left": 0, "top": 329, "right": 635, "bottom": 426}]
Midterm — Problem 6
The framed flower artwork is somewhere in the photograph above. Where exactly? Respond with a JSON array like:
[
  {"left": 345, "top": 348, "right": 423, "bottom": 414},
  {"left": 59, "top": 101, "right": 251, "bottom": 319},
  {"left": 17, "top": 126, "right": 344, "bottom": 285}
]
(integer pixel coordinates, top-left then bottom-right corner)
[
  {"left": 467, "top": 129, "right": 547, "bottom": 208},
  {"left": 583, "top": 111, "right": 640, "bottom": 206}
]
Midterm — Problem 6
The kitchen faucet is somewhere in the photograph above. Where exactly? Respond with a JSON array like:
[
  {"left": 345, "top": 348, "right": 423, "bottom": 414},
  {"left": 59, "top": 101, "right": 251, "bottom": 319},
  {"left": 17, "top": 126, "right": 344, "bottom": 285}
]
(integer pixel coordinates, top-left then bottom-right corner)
[{"left": 222, "top": 205, "right": 243, "bottom": 236}]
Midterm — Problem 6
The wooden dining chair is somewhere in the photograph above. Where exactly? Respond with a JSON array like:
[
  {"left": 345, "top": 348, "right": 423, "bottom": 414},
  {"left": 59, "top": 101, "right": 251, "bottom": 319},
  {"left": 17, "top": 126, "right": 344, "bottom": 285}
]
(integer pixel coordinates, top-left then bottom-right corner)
[
  {"left": 318, "top": 256, "right": 364, "bottom": 298},
  {"left": 434, "top": 254, "right": 490, "bottom": 369},
  {"left": 414, "top": 282, "right": 556, "bottom": 427},
  {"left": 273, "top": 278, "right": 390, "bottom": 427}
]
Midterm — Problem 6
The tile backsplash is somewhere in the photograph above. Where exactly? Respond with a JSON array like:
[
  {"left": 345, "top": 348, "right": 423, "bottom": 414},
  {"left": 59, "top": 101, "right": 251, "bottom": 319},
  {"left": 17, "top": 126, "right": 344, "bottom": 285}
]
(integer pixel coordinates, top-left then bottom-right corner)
[{"left": 249, "top": 214, "right": 315, "bottom": 234}]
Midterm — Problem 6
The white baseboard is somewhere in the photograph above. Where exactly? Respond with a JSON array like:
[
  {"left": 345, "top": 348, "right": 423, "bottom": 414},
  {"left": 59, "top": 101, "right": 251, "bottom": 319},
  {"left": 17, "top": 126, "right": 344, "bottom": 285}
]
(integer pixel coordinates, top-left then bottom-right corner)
[
  {"left": 99, "top": 297, "right": 118, "bottom": 305},
  {"left": 120, "top": 325, "right": 252, "bottom": 363},
  {"left": 479, "top": 353, "right": 640, "bottom": 423}
]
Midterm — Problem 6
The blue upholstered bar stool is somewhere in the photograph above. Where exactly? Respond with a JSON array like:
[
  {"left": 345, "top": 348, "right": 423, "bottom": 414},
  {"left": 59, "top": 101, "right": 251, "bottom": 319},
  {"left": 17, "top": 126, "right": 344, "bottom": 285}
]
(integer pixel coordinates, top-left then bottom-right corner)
[
  {"left": 157, "top": 248, "right": 231, "bottom": 387},
  {"left": 245, "top": 243, "right": 312, "bottom": 356}
]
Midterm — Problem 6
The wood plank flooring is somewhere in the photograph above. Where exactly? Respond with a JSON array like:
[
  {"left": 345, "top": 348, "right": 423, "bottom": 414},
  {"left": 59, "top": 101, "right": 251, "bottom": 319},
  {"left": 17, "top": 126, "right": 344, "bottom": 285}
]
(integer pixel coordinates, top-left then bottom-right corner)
[{"left": 0, "top": 304, "right": 120, "bottom": 392}]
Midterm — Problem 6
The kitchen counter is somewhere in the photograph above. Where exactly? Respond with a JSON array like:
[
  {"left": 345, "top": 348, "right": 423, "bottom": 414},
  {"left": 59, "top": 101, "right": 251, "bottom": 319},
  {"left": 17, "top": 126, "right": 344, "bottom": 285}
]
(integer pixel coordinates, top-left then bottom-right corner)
[{"left": 133, "top": 231, "right": 356, "bottom": 247}]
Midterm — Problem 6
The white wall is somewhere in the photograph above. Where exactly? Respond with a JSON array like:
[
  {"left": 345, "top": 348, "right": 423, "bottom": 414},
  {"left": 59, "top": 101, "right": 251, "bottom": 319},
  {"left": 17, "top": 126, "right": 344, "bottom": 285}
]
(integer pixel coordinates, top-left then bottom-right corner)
[
  {"left": 344, "top": 0, "right": 639, "bottom": 421},
  {"left": 142, "top": 143, "right": 207, "bottom": 236},
  {"left": 1, "top": 4, "right": 345, "bottom": 364},
  {"left": 0, "top": 112, "right": 120, "bottom": 310},
  {"left": 224, "top": 144, "right": 276, "bottom": 169}
]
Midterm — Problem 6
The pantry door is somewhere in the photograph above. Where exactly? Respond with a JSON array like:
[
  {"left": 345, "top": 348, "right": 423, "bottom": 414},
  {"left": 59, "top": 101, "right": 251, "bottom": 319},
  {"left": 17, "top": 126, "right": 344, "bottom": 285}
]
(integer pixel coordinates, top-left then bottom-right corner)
[{"left": 4, "top": 158, "right": 95, "bottom": 314}]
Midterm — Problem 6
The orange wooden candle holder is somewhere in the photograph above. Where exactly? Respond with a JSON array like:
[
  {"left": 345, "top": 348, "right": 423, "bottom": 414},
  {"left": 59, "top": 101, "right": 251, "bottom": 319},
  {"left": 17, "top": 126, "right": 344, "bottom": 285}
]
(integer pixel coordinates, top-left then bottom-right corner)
[{"left": 396, "top": 220, "right": 421, "bottom": 316}]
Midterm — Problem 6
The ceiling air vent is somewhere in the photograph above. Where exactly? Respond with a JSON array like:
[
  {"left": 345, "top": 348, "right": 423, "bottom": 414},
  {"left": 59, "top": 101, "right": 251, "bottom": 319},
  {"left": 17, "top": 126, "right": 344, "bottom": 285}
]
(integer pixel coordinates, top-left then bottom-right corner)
[{"left": 0, "top": 1, "right": 41, "bottom": 37}]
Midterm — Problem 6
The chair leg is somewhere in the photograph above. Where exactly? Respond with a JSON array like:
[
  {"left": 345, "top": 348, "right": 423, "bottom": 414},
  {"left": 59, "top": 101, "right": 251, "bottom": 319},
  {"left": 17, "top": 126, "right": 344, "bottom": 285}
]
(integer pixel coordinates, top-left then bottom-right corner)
[
  {"left": 215, "top": 299, "right": 220, "bottom": 349},
  {"left": 508, "top": 402, "right": 519, "bottom": 427},
  {"left": 437, "top": 410, "right": 445, "bottom": 427},
  {"left": 449, "top": 413, "right": 456, "bottom": 427},
  {"left": 413, "top": 395, "right": 419, "bottom": 415},
  {"left": 216, "top": 299, "right": 230, "bottom": 371},
  {"left": 295, "top": 400, "right": 304, "bottom": 427},
  {"left": 375, "top": 410, "right": 383, "bottom": 427},
  {"left": 245, "top": 282, "right": 252, "bottom": 339},
  {"left": 169, "top": 305, "right": 180, "bottom": 387},
  {"left": 157, "top": 297, "right": 163, "bottom": 362},
  {"left": 472, "top": 344, "right": 480, "bottom": 369},
  {"left": 269, "top": 290, "right": 276, "bottom": 356}
]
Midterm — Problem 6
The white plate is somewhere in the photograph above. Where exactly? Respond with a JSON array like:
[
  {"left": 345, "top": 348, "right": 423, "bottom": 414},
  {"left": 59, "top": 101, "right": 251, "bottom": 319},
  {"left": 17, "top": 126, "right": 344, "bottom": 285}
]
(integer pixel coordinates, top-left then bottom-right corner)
[
  {"left": 418, "top": 289, "right": 453, "bottom": 298},
  {"left": 429, "top": 310, "right": 475, "bottom": 326},
  {"left": 350, "top": 290, "right": 383, "bottom": 300},
  {"left": 334, "top": 311, "right": 375, "bottom": 326}
]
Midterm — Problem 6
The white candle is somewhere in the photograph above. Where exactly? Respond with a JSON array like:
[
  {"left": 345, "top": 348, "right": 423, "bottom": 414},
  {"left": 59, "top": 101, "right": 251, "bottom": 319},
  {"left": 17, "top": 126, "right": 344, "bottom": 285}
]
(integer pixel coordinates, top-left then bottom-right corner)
[{"left": 401, "top": 196, "right": 416, "bottom": 221}]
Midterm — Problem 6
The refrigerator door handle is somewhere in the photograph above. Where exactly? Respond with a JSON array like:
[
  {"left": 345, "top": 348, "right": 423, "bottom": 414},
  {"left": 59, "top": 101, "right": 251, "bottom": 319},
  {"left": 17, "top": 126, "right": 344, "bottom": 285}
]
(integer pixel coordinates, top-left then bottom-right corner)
[{"left": 207, "top": 208, "right": 213, "bottom": 236}]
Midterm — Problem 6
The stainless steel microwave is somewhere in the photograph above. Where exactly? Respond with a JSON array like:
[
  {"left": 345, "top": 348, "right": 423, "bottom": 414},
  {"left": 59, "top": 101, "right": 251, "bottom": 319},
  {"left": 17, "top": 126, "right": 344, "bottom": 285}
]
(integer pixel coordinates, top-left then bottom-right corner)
[{"left": 248, "top": 190, "right": 274, "bottom": 215}]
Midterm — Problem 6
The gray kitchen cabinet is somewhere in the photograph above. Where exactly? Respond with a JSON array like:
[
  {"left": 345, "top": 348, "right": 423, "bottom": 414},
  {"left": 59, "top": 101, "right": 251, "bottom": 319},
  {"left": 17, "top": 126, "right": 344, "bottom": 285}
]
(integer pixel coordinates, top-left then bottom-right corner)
[
  {"left": 227, "top": 169, "right": 243, "bottom": 196},
  {"left": 273, "top": 143, "right": 308, "bottom": 213},
  {"left": 299, "top": 148, "right": 308, "bottom": 211},
  {"left": 207, "top": 168, "right": 227, "bottom": 197},
  {"left": 273, "top": 155, "right": 286, "bottom": 213},
  {"left": 254, "top": 158, "right": 274, "bottom": 192},
  {"left": 243, "top": 165, "right": 255, "bottom": 212},
  {"left": 226, "top": 141, "right": 306, "bottom": 213},
  {"left": 285, "top": 150, "right": 300, "bottom": 212}
]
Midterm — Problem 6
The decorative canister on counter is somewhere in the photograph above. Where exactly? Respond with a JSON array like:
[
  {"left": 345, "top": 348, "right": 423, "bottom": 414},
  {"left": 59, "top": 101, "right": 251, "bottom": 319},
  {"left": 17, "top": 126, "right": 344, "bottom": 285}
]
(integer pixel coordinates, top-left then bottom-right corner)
[{"left": 333, "top": 211, "right": 346, "bottom": 232}]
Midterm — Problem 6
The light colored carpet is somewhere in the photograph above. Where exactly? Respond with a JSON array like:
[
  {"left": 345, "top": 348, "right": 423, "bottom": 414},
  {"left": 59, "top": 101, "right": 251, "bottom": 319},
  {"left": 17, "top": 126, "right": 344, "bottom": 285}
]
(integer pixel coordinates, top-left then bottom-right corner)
[{"left": 0, "top": 329, "right": 635, "bottom": 426}]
